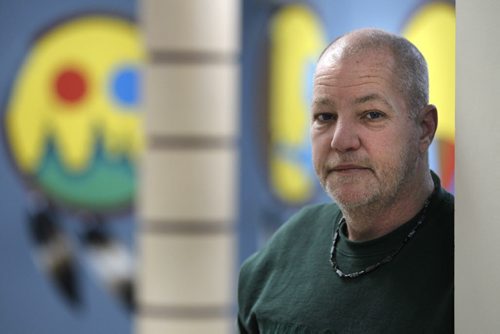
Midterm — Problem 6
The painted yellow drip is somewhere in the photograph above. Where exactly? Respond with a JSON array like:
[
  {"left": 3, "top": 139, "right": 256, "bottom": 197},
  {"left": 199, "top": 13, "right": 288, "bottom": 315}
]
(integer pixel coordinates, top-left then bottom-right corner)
[
  {"left": 269, "top": 5, "right": 325, "bottom": 203},
  {"left": 5, "top": 16, "right": 144, "bottom": 173},
  {"left": 403, "top": 2, "right": 455, "bottom": 142}
]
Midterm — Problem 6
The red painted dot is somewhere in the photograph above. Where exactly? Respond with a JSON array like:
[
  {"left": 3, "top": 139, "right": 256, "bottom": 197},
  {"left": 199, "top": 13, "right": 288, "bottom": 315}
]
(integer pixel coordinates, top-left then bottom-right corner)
[{"left": 54, "top": 68, "right": 87, "bottom": 103}]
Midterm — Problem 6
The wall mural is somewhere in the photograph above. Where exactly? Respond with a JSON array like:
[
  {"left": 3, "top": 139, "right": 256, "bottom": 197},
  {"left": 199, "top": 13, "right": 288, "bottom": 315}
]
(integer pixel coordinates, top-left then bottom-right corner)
[
  {"left": 0, "top": 2, "right": 141, "bottom": 332},
  {"left": 268, "top": 4, "right": 326, "bottom": 205},
  {"left": 403, "top": 2, "right": 455, "bottom": 192},
  {"left": 6, "top": 16, "right": 143, "bottom": 214},
  {"left": 3, "top": 13, "right": 143, "bottom": 307}
]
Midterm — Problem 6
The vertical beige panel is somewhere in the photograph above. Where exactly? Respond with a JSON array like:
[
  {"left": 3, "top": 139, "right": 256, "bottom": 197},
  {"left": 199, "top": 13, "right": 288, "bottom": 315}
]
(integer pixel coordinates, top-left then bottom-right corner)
[
  {"left": 141, "top": 0, "right": 240, "bottom": 52},
  {"left": 140, "top": 148, "right": 237, "bottom": 222},
  {"left": 137, "top": 0, "right": 240, "bottom": 333},
  {"left": 144, "top": 63, "right": 239, "bottom": 137},
  {"left": 137, "top": 233, "right": 234, "bottom": 306},
  {"left": 137, "top": 317, "right": 235, "bottom": 334},
  {"left": 456, "top": 0, "right": 500, "bottom": 332}
]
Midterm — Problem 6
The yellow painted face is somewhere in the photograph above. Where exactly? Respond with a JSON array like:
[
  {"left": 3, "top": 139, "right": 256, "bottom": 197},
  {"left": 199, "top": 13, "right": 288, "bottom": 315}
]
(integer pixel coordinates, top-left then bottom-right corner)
[
  {"left": 4, "top": 15, "right": 145, "bottom": 211},
  {"left": 403, "top": 2, "right": 455, "bottom": 143},
  {"left": 268, "top": 5, "right": 326, "bottom": 204},
  {"left": 403, "top": 2, "right": 455, "bottom": 190}
]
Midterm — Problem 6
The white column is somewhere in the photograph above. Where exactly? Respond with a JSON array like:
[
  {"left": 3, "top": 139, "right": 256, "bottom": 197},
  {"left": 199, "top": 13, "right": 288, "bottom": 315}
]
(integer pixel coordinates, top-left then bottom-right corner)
[
  {"left": 136, "top": 1, "right": 240, "bottom": 333},
  {"left": 456, "top": 0, "right": 500, "bottom": 332}
]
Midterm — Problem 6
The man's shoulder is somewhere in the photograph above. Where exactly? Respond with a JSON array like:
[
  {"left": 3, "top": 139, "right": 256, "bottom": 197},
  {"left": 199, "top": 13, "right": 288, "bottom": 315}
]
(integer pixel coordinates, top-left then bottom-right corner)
[
  {"left": 435, "top": 186, "right": 454, "bottom": 224},
  {"left": 238, "top": 202, "right": 339, "bottom": 318},
  {"left": 239, "top": 202, "right": 339, "bottom": 279},
  {"left": 431, "top": 171, "right": 454, "bottom": 219}
]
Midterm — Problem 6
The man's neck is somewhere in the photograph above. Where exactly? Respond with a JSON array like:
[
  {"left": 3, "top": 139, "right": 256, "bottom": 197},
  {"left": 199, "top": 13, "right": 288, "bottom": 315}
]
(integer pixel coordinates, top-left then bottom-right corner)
[{"left": 341, "top": 171, "right": 435, "bottom": 242}]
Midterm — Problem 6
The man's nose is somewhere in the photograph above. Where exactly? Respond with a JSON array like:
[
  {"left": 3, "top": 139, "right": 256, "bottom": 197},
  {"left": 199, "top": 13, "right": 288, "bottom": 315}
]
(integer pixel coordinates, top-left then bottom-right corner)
[{"left": 330, "top": 119, "right": 361, "bottom": 152}]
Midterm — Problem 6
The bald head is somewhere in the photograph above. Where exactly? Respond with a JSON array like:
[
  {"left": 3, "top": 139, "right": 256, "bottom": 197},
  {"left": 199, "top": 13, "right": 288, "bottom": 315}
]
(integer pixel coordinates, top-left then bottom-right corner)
[{"left": 318, "top": 28, "right": 429, "bottom": 118}]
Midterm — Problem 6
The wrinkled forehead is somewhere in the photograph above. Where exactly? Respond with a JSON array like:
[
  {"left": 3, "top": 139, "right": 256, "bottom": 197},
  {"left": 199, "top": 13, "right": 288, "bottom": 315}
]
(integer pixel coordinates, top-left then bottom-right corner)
[
  {"left": 314, "top": 47, "right": 397, "bottom": 87},
  {"left": 312, "top": 46, "right": 403, "bottom": 110}
]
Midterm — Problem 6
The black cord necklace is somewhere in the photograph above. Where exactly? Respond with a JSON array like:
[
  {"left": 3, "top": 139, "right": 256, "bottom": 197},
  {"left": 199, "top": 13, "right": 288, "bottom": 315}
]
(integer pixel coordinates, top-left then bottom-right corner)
[{"left": 329, "top": 197, "right": 432, "bottom": 279}]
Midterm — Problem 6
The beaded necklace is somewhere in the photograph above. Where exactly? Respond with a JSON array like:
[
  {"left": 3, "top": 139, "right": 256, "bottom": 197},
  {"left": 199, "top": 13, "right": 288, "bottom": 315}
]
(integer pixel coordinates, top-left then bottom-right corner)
[{"left": 329, "top": 197, "right": 432, "bottom": 279}]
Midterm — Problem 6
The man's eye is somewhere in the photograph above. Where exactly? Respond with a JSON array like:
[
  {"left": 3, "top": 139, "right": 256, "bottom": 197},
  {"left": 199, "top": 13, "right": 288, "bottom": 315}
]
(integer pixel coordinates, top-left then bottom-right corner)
[
  {"left": 315, "top": 113, "right": 335, "bottom": 122},
  {"left": 364, "top": 111, "right": 384, "bottom": 120}
]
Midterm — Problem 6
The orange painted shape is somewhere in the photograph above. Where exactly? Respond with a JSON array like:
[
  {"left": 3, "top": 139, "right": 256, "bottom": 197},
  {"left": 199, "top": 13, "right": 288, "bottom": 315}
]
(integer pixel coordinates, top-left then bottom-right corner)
[{"left": 439, "top": 140, "right": 455, "bottom": 190}]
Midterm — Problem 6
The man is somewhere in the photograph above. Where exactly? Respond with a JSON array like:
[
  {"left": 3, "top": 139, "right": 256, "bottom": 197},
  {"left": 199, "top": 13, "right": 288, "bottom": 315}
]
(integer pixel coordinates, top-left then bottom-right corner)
[{"left": 238, "top": 29, "right": 454, "bottom": 333}]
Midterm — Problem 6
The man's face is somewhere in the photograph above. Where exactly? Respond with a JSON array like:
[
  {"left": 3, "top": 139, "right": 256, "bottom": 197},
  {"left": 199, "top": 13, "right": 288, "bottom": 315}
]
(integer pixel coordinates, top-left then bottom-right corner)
[{"left": 311, "top": 48, "right": 422, "bottom": 209}]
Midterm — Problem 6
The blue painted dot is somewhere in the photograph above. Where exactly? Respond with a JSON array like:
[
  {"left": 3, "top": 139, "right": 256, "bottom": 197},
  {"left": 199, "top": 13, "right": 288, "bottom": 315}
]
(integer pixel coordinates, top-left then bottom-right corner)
[{"left": 111, "top": 66, "right": 140, "bottom": 107}]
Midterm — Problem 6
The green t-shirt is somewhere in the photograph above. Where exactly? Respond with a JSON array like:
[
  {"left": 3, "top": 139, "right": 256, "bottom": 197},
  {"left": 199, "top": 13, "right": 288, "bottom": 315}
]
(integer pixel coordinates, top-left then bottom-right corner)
[{"left": 238, "top": 177, "right": 454, "bottom": 333}]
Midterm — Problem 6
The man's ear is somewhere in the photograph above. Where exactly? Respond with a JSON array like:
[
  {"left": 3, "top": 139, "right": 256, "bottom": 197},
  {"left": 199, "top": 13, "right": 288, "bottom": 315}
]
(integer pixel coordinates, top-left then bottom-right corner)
[{"left": 419, "top": 104, "right": 438, "bottom": 153}]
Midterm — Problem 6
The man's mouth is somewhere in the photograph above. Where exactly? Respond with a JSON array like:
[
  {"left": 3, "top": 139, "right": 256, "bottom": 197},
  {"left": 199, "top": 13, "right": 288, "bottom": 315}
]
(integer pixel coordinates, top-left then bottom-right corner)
[
  {"left": 327, "top": 164, "right": 371, "bottom": 175},
  {"left": 332, "top": 164, "right": 368, "bottom": 171}
]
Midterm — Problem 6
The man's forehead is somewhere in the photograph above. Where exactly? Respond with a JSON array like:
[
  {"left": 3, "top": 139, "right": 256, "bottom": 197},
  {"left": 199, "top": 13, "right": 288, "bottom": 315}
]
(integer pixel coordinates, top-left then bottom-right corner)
[
  {"left": 312, "top": 93, "right": 392, "bottom": 109},
  {"left": 314, "top": 46, "right": 397, "bottom": 95},
  {"left": 314, "top": 56, "right": 396, "bottom": 93}
]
